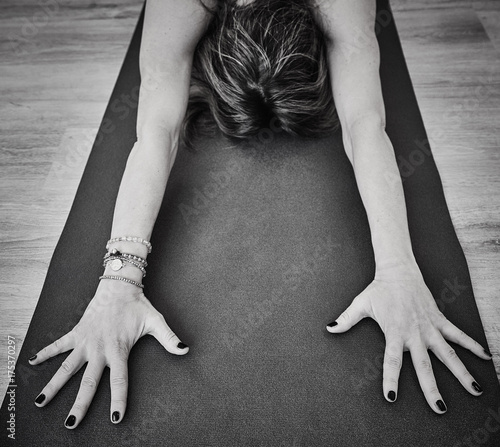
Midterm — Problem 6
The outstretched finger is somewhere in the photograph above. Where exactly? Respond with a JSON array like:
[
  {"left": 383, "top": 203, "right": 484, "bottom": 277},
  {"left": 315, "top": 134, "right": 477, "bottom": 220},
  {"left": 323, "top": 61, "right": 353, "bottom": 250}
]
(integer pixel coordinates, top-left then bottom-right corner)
[
  {"left": 327, "top": 294, "right": 369, "bottom": 333},
  {"left": 382, "top": 337, "right": 403, "bottom": 403},
  {"left": 65, "top": 359, "right": 105, "bottom": 429},
  {"left": 34, "top": 350, "right": 85, "bottom": 407},
  {"left": 438, "top": 319, "right": 492, "bottom": 360},
  {"left": 429, "top": 335, "right": 483, "bottom": 396},
  {"left": 109, "top": 356, "right": 129, "bottom": 424},
  {"left": 147, "top": 313, "right": 189, "bottom": 355},
  {"left": 409, "top": 342, "right": 447, "bottom": 414},
  {"left": 29, "top": 332, "right": 74, "bottom": 365}
]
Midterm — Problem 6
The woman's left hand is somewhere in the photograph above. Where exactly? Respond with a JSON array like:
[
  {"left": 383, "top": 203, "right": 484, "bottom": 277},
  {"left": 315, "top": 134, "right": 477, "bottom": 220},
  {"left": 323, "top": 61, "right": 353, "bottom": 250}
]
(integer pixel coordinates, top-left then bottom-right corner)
[{"left": 326, "top": 263, "right": 492, "bottom": 414}]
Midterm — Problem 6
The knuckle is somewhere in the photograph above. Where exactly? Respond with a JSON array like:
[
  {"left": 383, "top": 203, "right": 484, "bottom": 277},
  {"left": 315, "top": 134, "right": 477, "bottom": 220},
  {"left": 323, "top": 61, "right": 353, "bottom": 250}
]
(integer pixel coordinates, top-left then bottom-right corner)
[
  {"left": 428, "top": 386, "right": 440, "bottom": 397},
  {"left": 95, "top": 337, "right": 106, "bottom": 353},
  {"left": 383, "top": 376, "right": 399, "bottom": 385},
  {"left": 458, "top": 330, "right": 468, "bottom": 341},
  {"left": 445, "top": 347, "right": 457, "bottom": 360},
  {"left": 165, "top": 330, "right": 176, "bottom": 342},
  {"left": 60, "top": 360, "right": 74, "bottom": 375},
  {"left": 112, "top": 340, "right": 129, "bottom": 360},
  {"left": 150, "top": 313, "right": 165, "bottom": 325},
  {"left": 385, "top": 355, "right": 402, "bottom": 371},
  {"left": 158, "top": 327, "right": 175, "bottom": 343},
  {"left": 433, "top": 311, "right": 446, "bottom": 325},
  {"left": 114, "top": 350, "right": 128, "bottom": 362},
  {"left": 411, "top": 320, "right": 422, "bottom": 332},
  {"left": 420, "top": 359, "right": 433, "bottom": 373},
  {"left": 81, "top": 376, "right": 98, "bottom": 390},
  {"left": 405, "top": 333, "right": 422, "bottom": 348},
  {"left": 72, "top": 402, "right": 88, "bottom": 413},
  {"left": 110, "top": 376, "right": 128, "bottom": 387}
]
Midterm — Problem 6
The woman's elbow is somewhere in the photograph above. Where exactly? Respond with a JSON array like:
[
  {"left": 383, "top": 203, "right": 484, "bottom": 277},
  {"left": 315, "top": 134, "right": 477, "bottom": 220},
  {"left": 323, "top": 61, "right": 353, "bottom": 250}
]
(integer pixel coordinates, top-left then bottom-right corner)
[
  {"left": 343, "top": 112, "right": 390, "bottom": 164},
  {"left": 345, "top": 111, "right": 386, "bottom": 138},
  {"left": 127, "top": 125, "right": 179, "bottom": 171}
]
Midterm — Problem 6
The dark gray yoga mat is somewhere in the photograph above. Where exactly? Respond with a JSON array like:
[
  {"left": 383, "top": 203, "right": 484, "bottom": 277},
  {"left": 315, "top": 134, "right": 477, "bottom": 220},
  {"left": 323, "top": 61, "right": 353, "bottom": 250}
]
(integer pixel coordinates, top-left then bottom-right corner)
[{"left": 2, "top": 1, "right": 500, "bottom": 446}]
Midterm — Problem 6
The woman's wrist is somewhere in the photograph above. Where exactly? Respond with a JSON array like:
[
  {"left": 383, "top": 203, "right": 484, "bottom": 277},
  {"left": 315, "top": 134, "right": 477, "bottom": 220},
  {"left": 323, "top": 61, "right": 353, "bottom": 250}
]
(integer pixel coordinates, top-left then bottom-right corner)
[
  {"left": 99, "top": 238, "right": 150, "bottom": 291},
  {"left": 374, "top": 252, "right": 422, "bottom": 282},
  {"left": 371, "top": 228, "right": 417, "bottom": 273},
  {"left": 97, "top": 272, "right": 144, "bottom": 295},
  {"left": 102, "top": 263, "right": 144, "bottom": 283}
]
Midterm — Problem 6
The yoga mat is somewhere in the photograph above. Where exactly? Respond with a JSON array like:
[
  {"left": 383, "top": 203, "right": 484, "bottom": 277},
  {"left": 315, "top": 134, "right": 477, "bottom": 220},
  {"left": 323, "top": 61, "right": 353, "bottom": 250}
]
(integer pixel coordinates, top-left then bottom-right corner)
[{"left": 3, "top": 1, "right": 500, "bottom": 445}]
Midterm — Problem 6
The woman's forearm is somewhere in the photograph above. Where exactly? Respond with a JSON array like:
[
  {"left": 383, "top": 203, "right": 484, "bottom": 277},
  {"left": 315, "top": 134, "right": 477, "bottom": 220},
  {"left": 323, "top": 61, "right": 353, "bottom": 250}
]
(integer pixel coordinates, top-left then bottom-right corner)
[
  {"left": 103, "top": 130, "right": 178, "bottom": 282},
  {"left": 346, "top": 117, "right": 418, "bottom": 274}
]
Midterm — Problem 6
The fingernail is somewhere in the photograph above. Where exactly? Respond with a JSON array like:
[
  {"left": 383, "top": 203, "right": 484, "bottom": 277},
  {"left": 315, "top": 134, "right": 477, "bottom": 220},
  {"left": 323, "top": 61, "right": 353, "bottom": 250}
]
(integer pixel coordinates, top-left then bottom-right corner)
[
  {"left": 327, "top": 322, "right": 338, "bottom": 328},
  {"left": 35, "top": 393, "right": 45, "bottom": 405},
  {"left": 112, "top": 411, "right": 120, "bottom": 423},
  {"left": 65, "top": 415, "right": 76, "bottom": 428},
  {"left": 436, "top": 400, "right": 447, "bottom": 412},
  {"left": 387, "top": 390, "right": 396, "bottom": 402},
  {"left": 472, "top": 381, "right": 483, "bottom": 393},
  {"left": 177, "top": 342, "right": 188, "bottom": 349},
  {"left": 29, "top": 355, "right": 37, "bottom": 362},
  {"left": 484, "top": 348, "right": 492, "bottom": 358}
]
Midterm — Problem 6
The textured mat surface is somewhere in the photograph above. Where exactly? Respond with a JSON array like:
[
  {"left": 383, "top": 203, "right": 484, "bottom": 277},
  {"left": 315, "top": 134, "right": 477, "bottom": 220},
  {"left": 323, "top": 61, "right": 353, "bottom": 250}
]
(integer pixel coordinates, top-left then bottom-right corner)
[{"left": 2, "top": 1, "right": 500, "bottom": 446}]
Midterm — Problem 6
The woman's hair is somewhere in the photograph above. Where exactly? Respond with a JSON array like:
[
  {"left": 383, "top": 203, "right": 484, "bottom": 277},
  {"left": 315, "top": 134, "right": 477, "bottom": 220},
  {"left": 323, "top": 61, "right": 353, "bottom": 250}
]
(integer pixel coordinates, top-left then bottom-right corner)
[{"left": 181, "top": 0, "right": 338, "bottom": 147}]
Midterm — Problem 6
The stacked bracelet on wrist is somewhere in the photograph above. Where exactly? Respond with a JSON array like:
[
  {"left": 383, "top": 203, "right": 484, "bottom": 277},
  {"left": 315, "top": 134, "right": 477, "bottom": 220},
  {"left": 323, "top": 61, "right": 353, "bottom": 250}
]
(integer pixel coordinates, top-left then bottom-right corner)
[
  {"left": 104, "top": 248, "right": 148, "bottom": 266},
  {"left": 103, "top": 249, "right": 147, "bottom": 276},
  {"left": 103, "top": 255, "right": 147, "bottom": 277},
  {"left": 100, "top": 236, "right": 151, "bottom": 289},
  {"left": 106, "top": 236, "right": 152, "bottom": 254}
]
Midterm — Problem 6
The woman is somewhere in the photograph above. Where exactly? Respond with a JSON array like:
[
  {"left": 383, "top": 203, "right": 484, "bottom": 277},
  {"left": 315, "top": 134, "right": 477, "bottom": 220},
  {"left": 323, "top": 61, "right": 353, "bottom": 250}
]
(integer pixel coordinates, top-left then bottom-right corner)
[{"left": 28, "top": 0, "right": 492, "bottom": 429}]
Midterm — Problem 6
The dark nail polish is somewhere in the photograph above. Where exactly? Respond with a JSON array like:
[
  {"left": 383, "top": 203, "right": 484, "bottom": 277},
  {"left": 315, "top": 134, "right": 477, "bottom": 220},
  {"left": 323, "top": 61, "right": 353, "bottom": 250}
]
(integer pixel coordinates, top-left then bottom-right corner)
[
  {"left": 436, "top": 400, "right": 447, "bottom": 412},
  {"left": 327, "top": 322, "right": 338, "bottom": 328},
  {"left": 65, "top": 415, "right": 76, "bottom": 428},
  {"left": 35, "top": 393, "right": 45, "bottom": 405},
  {"left": 177, "top": 342, "right": 188, "bottom": 349},
  {"left": 112, "top": 411, "right": 120, "bottom": 423},
  {"left": 29, "top": 355, "right": 37, "bottom": 362},
  {"left": 484, "top": 348, "right": 492, "bottom": 358},
  {"left": 387, "top": 390, "right": 396, "bottom": 402},
  {"left": 472, "top": 381, "right": 483, "bottom": 393}
]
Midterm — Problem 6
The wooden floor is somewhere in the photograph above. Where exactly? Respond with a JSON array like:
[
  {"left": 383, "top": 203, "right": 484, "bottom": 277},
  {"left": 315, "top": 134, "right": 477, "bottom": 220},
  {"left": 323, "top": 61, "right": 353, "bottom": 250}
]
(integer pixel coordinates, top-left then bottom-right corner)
[{"left": 0, "top": 0, "right": 499, "bottom": 407}]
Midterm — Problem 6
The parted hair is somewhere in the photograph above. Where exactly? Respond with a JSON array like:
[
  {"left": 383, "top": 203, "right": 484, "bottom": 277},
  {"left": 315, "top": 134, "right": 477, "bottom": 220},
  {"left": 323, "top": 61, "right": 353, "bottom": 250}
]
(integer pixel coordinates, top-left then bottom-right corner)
[{"left": 181, "top": 0, "right": 338, "bottom": 147}]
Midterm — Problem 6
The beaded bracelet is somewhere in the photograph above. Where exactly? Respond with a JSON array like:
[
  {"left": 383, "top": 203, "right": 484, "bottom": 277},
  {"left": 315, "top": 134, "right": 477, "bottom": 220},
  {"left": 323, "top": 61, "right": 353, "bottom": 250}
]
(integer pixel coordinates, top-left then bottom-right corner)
[
  {"left": 103, "top": 249, "right": 148, "bottom": 267},
  {"left": 106, "top": 236, "right": 152, "bottom": 253},
  {"left": 99, "top": 275, "right": 144, "bottom": 289},
  {"left": 103, "top": 256, "right": 147, "bottom": 277}
]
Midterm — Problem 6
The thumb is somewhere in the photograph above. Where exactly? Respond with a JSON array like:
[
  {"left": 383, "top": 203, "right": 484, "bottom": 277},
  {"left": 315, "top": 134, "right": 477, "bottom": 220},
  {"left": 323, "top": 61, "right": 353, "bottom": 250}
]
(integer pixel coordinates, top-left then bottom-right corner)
[
  {"left": 146, "top": 312, "right": 189, "bottom": 355},
  {"left": 326, "top": 294, "right": 370, "bottom": 333}
]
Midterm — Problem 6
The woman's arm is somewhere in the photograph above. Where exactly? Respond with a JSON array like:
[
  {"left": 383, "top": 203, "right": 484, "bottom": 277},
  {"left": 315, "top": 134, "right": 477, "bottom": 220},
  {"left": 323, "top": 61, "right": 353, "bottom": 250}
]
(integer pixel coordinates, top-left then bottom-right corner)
[
  {"left": 29, "top": 0, "right": 212, "bottom": 428},
  {"left": 107, "top": 0, "right": 212, "bottom": 264},
  {"left": 315, "top": 0, "right": 491, "bottom": 413},
  {"left": 316, "top": 0, "right": 414, "bottom": 269}
]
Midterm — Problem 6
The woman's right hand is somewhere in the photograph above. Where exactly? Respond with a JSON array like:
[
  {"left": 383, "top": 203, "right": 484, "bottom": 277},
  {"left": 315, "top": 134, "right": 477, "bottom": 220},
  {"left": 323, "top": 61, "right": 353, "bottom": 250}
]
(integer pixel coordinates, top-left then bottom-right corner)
[{"left": 29, "top": 279, "right": 188, "bottom": 429}]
